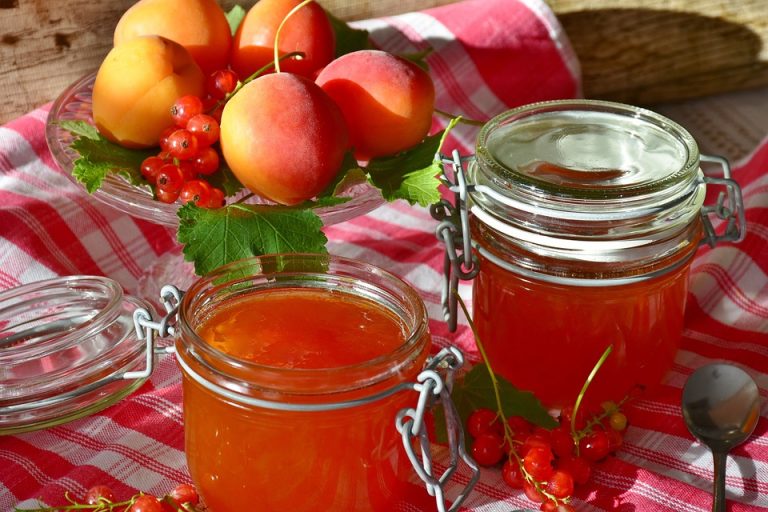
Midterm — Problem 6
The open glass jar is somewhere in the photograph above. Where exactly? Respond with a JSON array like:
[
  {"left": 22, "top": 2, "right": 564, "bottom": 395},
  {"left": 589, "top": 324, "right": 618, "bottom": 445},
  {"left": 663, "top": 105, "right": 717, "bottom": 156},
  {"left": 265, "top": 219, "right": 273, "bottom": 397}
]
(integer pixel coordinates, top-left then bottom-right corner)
[
  {"left": 432, "top": 99, "right": 745, "bottom": 408},
  {"left": 0, "top": 254, "right": 477, "bottom": 512}
]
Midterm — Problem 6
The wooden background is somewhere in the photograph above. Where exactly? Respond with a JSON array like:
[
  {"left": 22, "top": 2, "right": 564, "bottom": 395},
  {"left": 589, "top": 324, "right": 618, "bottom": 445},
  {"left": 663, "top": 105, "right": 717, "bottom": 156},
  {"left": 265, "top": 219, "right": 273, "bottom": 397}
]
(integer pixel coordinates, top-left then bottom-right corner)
[{"left": 0, "top": 0, "right": 766, "bottom": 124}]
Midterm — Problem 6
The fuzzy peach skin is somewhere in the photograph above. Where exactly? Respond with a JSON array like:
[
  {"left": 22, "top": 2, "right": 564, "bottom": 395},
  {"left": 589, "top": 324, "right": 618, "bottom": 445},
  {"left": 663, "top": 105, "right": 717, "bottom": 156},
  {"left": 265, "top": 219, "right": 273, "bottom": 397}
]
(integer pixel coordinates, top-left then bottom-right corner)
[
  {"left": 231, "top": 0, "right": 335, "bottom": 80},
  {"left": 92, "top": 35, "right": 205, "bottom": 148},
  {"left": 114, "top": 0, "right": 232, "bottom": 74},
  {"left": 315, "top": 49, "right": 436, "bottom": 159},
  {"left": 219, "top": 73, "right": 349, "bottom": 205}
]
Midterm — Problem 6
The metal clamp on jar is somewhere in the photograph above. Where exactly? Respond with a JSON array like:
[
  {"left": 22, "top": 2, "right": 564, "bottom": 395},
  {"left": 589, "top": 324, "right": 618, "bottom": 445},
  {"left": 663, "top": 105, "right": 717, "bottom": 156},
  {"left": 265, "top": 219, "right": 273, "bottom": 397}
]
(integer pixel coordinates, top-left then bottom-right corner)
[
  {"left": 432, "top": 99, "right": 746, "bottom": 408},
  {"left": 0, "top": 255, "right": 479, "bottom": 512}
]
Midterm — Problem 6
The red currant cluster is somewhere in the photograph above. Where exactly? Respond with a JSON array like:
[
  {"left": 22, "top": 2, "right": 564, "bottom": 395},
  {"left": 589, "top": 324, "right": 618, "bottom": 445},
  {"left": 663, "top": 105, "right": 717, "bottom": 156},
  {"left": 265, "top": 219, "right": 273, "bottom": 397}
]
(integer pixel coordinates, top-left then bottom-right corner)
[
  {"left": 467, "top": 402, "right": 629, "bottom": 511},
  {"left": 140, "top": 69, "right": 240, "bottom": 208},
  {"left": 18, "top": 483, "right": 202, "bottom": 512}
]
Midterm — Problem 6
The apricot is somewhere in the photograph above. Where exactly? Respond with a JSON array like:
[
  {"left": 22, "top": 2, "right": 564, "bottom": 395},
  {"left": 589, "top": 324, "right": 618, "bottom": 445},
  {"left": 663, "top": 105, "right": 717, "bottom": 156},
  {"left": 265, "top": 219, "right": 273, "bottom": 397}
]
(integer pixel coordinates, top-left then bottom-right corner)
[
  {"left": 231, "top": 0, "right": 335, "bottom": 80},
  {"left": 219, "top": 73, "right": 349, "bottom": 205},
  {"left": 92, "top": 36, "right": 205, "bottom": 148},
  {"left": 114, "top": 0, "right": 231, "bottom": 75},
  {"left": 315, "top": 50, "right": 436, "bottom": 159}
]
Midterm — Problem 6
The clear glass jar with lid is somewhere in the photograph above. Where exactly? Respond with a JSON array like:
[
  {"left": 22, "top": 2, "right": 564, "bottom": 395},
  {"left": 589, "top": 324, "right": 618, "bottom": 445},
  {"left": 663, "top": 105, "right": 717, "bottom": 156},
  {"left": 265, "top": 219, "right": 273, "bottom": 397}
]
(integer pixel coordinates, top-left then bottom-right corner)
[
  {"left": 433, "top": 99, "right": 745, "bottom": 408},
  {"left": 0, "top": 255, "right": 478, "bottom": 512}
]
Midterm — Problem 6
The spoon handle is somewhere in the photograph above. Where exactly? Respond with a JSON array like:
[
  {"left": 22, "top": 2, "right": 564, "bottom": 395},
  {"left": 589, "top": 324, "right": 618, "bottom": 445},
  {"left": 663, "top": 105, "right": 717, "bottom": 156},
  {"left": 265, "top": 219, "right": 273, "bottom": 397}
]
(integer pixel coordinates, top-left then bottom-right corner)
[{"left": 712, "top": 450, "right": 727, "bottom": 512}]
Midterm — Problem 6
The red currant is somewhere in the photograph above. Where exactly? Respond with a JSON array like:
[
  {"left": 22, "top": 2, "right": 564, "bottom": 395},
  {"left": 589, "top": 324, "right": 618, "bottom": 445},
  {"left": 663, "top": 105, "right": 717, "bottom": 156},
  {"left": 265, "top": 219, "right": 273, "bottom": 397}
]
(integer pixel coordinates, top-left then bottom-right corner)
[
  {"left": 156, "top": 187, "right": 180, "bottom": 204},
  {"left": 140, "top": 156, "right": 165, "bottom": 184},
  {"left": 206, "top": 187, "right": 225, "bottom": 208},
  {"left": 471, "top": 432, "right": 504, "bottom": 467},
  {"left": 171, "top": 95, "right": 204, "bottom": 127},
  {"left": 557, "top": 455, "right": 591, "bottom": 486},
  {"left": 178, "top": 160, "right": 197, "bottom": 181},
  {"left": 580, "top": 430, "right": 610, "bottom": 462},
  {"left": 467, "top": 408, "right": 502, "bottom": 438},
  {"left": 84, "top": 485, "right": 115, "bottom": 505},
  {"left": 193, "top": 146, "right": 220, "bottom": 175},
  {"left": 159, "top": 126, "right": 176, "bottom": 152},
  {"left": 156, "top": 164, "right": 185, "bottom": 194},
  {"left": 523, "top": 480, "right": 545, "bottom": 503},
  {"left": 523, "top": 446, "right": 555, "bottom": 481},
  {"left": 521, "top": 432, "right": 552, "bottom": 457},
  {"left": 129, "top": 495, "right": 162, "bottom": 512},
  {"left": 508, "top": 416, "right": 532, "bottom": 435},
  {"left": 559, "top": 406, "right": 587, "bottom": 431},
  {"left": 206, "top": 69, "right": 239, "bottom": 99},
  {"left": 180, "top": 179, "right": 212, "bottom": 206},
  {"left": 186, "top": 114, "right": 220, "bottom": 147},
  {"left": 168, "top": 483, "right": 199, "bottom": 506},
  {"left": 166, "top": 129, "right": 199, "bottom": 160},
  {"left": 607, "top": 428, "right": 623, "bottom": 453},
  {"left": 550, "top": 425, "right": 575, "bottom": 458},
  {"left": 501, "top": 459, "right": 525, "bottom": 489},
  {"left": 546, "top": 470, "right": 575, "bottom": 499}
]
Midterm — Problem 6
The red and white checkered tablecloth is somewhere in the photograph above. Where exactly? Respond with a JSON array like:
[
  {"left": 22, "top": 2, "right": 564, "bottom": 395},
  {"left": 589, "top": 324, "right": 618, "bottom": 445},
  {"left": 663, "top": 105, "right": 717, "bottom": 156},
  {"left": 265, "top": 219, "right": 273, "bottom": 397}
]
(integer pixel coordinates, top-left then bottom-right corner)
[{"left": 1, "top": 0, "right": 767, "bottom": 511}]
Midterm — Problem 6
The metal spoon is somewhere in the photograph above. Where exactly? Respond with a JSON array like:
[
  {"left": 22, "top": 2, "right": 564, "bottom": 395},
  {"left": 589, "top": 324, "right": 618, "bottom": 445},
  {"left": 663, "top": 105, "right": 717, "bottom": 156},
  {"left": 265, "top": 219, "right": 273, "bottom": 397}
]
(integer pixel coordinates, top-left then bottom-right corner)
[{"left": 682, "top": 363, "right": 761, "bottom": 512}]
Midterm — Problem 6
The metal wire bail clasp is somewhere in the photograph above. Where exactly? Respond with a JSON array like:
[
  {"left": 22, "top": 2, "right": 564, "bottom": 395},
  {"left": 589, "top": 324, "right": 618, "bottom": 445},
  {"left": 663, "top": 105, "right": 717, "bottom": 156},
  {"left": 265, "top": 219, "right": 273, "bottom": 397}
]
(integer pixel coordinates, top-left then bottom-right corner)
[
  {"left": 700, "top": 154, "right": 747, "bottom": 247},
  {"left": 123, "top": 285, "right": 184, "bottom": 380},
  {"left": 430, "top": 151, "right": 479, "bottom": 332},
  {"left": 396, "top": 347, "right": 479, "bottom": 512}
]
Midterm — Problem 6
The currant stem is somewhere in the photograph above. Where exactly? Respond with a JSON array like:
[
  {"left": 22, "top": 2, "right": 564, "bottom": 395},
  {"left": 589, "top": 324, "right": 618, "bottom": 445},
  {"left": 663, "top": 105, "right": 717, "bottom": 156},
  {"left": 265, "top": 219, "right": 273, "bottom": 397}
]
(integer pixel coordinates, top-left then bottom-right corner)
[
  {"left": 273, "top": 0, "right": 313, "bottom": 73},
  {"left": 570, "top": 344, "right": 613, "bottom": 444},
  {"left": 434, "top": 109, "right": 485, "bottom": 126}
]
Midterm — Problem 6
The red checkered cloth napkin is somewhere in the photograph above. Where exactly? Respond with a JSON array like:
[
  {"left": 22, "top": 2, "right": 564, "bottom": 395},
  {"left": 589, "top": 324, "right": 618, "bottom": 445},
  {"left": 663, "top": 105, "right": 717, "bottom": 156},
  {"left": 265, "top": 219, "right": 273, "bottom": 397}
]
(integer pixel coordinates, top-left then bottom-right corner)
[{"left": 1, "top": 0, "right": 766, "bottom": 511}]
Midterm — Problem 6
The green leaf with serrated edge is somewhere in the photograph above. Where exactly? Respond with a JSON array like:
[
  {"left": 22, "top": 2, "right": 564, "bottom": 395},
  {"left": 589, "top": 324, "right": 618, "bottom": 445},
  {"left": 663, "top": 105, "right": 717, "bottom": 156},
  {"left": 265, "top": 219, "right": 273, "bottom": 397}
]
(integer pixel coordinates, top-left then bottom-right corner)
[
  {"left": 226, "top": 5, "right": 246, "bottom": 36},
  {"left": 68, "top": 134, "right": 153, "bottom": 193},
  {"left": 204, "top": 159, "right": 244, "bottom": 197},
  {"left": 57, "top": 120, "right": 100, "bottom": 140},
  {"left": 300, "top": 196, "right": 351, "bottom": 208},
  {"left": 366, "top": 117, "right": 460, "bottom": 207},
  {"left": 434, "top": 364, "right": 557, "bottom": 445},
  {"left": 177, "top": 202, "right": 328, "bottom": 276},
  {"left": 326, "top": 11, "right": 371, "bottom": 58}
]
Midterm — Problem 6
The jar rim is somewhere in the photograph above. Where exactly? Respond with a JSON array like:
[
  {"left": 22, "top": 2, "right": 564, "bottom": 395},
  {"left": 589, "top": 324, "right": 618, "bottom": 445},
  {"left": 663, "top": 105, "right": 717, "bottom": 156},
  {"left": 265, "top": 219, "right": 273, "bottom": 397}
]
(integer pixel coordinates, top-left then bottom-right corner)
[
  {"left": 177, "top": 254, "right": 430, "bottom": 396},
  {"left": 476, "top": 99, "right": 700, "bottom": 200}
]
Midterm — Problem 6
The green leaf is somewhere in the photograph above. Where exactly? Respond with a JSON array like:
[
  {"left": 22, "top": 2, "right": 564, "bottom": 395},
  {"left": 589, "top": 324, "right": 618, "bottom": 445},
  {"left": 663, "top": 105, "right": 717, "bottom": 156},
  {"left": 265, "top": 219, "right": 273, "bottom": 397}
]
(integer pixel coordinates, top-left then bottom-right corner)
[
  {"left": 326, "top": 11, "right": 371, "bottom": 58},
  {"left": 177, "top": 202, "right": 328, "bottom": 276},
  {"left": 226, "top": 5, "right": 247, "bottom": 36},
  {"left": 57, "top": 120, "right": 100, "bottom": 140},
  {"left": 366, "top": 117, "right": 460, "bottom": 207},
  {"left": 66, "top": 130, "right": 153, "bottom": 193},
  {"left": 204, "top": 160, "right": 244, "bottom": 197},
  {"left": 434, "top": 365, "right": 557, "bottom": 445}
]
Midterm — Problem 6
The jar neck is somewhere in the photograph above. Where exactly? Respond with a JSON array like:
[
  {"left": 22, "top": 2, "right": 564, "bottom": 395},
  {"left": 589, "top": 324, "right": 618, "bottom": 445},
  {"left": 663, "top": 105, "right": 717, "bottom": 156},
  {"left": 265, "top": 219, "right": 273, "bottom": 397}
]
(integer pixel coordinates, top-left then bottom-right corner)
[{"left": 176, "top": 255, "right": 430, "bottom": 402}]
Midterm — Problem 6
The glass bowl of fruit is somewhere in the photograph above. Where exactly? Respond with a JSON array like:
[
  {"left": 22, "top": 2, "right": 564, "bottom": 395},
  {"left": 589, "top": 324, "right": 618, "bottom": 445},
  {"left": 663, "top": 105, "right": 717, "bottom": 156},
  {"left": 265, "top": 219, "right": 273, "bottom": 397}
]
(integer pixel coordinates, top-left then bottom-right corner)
[{"left": 45, "top": 71, "right": 386, "bottom": 228}]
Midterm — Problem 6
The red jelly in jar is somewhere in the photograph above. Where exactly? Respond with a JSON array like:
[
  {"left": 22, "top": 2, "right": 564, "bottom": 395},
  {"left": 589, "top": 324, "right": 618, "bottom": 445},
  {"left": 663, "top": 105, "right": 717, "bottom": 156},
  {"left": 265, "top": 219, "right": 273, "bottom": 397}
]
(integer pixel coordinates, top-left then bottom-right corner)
[
  {"left": 175, "top": 255, "right": 431, "bottom": 512},
  {"left": 462, "top": 100, "right": 742, "bottom": 408}
]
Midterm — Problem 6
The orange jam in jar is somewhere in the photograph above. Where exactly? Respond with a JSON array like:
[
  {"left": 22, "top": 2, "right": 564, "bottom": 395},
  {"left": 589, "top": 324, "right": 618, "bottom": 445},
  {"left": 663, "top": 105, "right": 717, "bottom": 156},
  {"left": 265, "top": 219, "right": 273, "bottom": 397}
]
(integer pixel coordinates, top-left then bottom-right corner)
[
  {"left": 175, "top": 255, "right": 430, "bottom": 512},
  {"left": 464, "top": 100, "right": 719, "bottom": 408}
]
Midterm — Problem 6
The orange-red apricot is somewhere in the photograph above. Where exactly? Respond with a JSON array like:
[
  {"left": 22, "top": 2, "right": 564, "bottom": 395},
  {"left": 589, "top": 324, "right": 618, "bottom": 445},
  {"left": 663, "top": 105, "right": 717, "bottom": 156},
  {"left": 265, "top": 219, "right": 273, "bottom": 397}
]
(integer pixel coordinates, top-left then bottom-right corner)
[
  {"left": 315, "top": 50, "right": 436, "bottom": 159},
  {"left": 219, "top": 73, "right": 349, "bottom": 205}
]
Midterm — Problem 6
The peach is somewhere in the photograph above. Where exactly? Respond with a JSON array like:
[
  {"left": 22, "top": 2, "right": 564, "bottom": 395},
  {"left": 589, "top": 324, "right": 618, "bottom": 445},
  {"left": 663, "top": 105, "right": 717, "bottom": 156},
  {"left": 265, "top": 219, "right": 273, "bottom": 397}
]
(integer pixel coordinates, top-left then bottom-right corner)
[
  {"left": 219, "top": 73, "right": 349, "bottom": 205},
  {"left": 114, "top": 0, "right": 232, "bottom": 75},
  {"left": 315, "top": 49, "right": 436, "bottom": 159},
  {"left": 92, "top": 36, "right": 205, "bottom": 148},
  {"left": 231, "top": 0, "right": 335, "bottom": 80}
]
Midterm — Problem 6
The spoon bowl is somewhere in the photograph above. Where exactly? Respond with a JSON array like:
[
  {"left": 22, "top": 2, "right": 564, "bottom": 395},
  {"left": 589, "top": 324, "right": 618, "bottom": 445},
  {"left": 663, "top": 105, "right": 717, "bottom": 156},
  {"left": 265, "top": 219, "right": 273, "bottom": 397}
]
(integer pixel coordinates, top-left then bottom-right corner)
[{"left": 682, "top": 363, "right": 761, "bottom": 512}]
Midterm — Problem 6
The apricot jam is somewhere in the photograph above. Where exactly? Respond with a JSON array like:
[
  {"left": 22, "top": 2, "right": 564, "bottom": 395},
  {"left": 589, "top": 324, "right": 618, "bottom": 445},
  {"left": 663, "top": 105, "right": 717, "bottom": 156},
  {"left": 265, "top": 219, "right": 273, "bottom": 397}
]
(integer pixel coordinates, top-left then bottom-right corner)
[
  {"left": 175, "top": 255, "right": 430, "bottom": 512},
  {"left": 466, "top": 100, "right": 711, "bottom": 408}
]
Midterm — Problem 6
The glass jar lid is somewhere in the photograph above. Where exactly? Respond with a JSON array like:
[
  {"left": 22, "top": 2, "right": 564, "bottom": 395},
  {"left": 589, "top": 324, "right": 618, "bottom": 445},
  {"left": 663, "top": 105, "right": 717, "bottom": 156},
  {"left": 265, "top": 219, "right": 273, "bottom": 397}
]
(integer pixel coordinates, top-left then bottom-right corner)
[
  {"left": 0, "top": 276, "right": 154, "bottom": 435},
  {"left": 468, "top": 100, "right": 707, "bottom": 264}
]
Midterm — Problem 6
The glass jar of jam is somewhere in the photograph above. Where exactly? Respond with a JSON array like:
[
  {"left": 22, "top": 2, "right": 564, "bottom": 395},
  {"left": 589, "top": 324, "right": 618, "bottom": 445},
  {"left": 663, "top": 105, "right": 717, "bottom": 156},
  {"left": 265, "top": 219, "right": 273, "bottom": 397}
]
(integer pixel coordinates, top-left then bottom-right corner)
[
  {"left": 173, "top": 254, "right": 472, "bottom": 512},
  {"left": 433, "top": 99, "right": 745, "bottom": 408}
]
